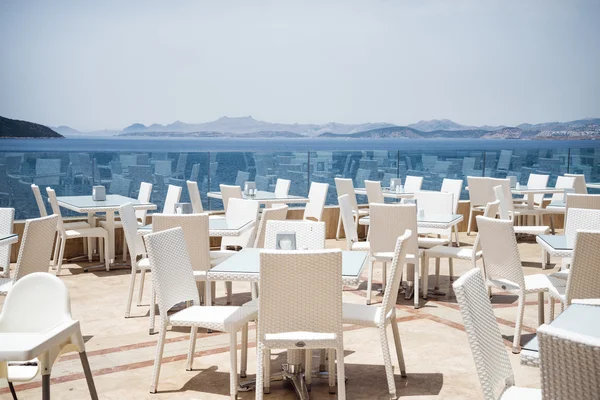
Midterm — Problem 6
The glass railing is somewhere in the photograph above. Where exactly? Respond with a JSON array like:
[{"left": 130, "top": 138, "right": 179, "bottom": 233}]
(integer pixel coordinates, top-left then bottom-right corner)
[{"left": 1, "top": 146, "right": 599, "bottom": 220}]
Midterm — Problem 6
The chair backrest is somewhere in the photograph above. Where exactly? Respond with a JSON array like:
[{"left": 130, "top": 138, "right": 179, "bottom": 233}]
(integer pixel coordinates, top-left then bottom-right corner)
[
  {"left": 0, "top": 273, "right": 73, "bottom": 333},
  {"left": 369, "top": 203, "right": 418, "bottom": 257},
  {"left": 136, "top": 182, "right": 153, "bottom": 224},
  {"left": 221, "top": 198, "right": 260, "bottom": 249},
  {"left": 12, "top": 214, "right": 58, "bottom": 282},
  {"left": 234, "top": 171, "right": 250, "bottom": 188},
  {"left": 472, "top": 200, "right": 501, "bottom": 253},
  {"left": 258, "top": 250, "right": 343, "bottom": 341},
  {"left": 220, "top": 184, "right": 242, "bottom": 212},
  {"left": 338, "top": 195, "right": 359, "bottom": 250},
  {"left": 467, "top": 177, "right": 493, "bottom": 207},
  {"left": 274, "top": 178, "right": 291, "bottom": 197},
  {"left": 404, "top": 175, "right": 423, "bottom": 193},
  {"left": 264, "top": 220, "right": 326, "bottom": 250},
  {"left": 303, "top": 182, "right": 329, "bottom": 222},
  {"left": 46, "top": 188, "right": 65, "bottom": 232},
  {"left": 253, "top": 205, "right": 288, "bottom": 248},
  {"left": 380, "top": 230, "right": 412, "bottom": 323},
  {"left": 564, "top": 230, "right": 600, "bottom": 304},
  {"left": 550, "top": 176, "right": 576, "bottom": 202},
  {"left": 186, "top": 180, "right": 203, "bottom": 213},
  {"left": 152, "top": 213, "right": 211, "bottom": 273},
  {"left": 154, "top": 160, "right": 172, "bottom": 177},
  {"left": 565, "top": 194, "right": 600, "bottom": 226},
  {"left": 564, "top": 173, "right": 588, "bottom": 194},
  {"left": 441, "top": 178, "right": 463, "bottom": 213},
  {"left": 31, "top": 184, "right": 47, "bottom": 217},
  {"left": 119, "top": 203, "right": 146, "bottom": 259},
  {"left": 364, "top": 180, "right": 385, "bottom": 204},
  {"left": 34, "top": 159, "right": 61, "bottom": 186},
  {"left": 414, "top": 191, "right": 454, "bottom": 236},
  {"left": 476, "top": 216, "right": 525, "bottom": 289},
  {"left": 564, "top": 208, "right": 600, "bottom": 247},
  {"left": 176, "top": 153, "right": 188, "bottom": 176},
  {"left": 492, "top": 183, "right": 514, "bottom": 220},
  {"left": 143, "top": 228, "right": 200, "bottom": 319},
  {"left": 162, "top": 184, "right": 182, "bottom": 214},
  {"left": 335, "top": 178, "right": 359, "bottom": 212},
  {"left": 453, "top": 268, "right": 515, "bottom": 400},
  {"left": 526, "top": 173, "right": 549, "bottom": 205},
  {"left": 109, "top": 175, "right": 132, "bottom": 197},
  {"left": 0, "top": 208, "right": 15, "bottom": 274},
  {"left": 538, "top": 323, "right": 600, "bottom": 400}
]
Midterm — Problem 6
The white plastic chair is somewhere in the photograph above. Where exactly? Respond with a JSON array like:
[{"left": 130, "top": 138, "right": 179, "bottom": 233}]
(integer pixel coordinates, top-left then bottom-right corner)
[
  {"left": 0, "top": 273, "right": 99, "bottom": 400},
  {"left": 274, "top": 178, "right": 291, "bottom": 197},
  {"left": 162, "top": 184, "right": 182, "bottom": 214},
  {"left": 0, "top": 208, "right": 14, "bottom": 278},
  {"left": 441, "top": 178, "right": 463, "bottom": 245},
  {"left": 538, "top": 323, "right": 600, "bottom": 400},
  {"left": 256, "top": 249, "right": 346, "bottom": 399},
  {"left": 453, "top": 268, "right": 541, "bottom": 400},
  {"left": 47, "top": 188, "right": 110, "bottom": 274},
  {"left": 220, "top": 184, "right": 242, "bottom": 212},
  {"left": 334, "top": 178, "right": 368, "bottom": 240},
  {"left": 186, "top": 180, "right": 203, "bottom": 213},
  {"left": 0, "top": 214, "right": 58, "bottom": 295},
  {"left": 564, "top": 173, "right": 588, "bottom": 194},
  {"left": 466, "top": 177, "right": 494, "bottom": 235},
  {"left": 342, "top": 230, "right": 411, "bottom": 399},
  {"left": 303, "top": 182, "right": 329, "bottom": 222},
  {"left": 143, "top": 227, "right": 256, "bottom": 398},
  {"left": 404, "top": 175, "right": 423, "bottom": 193},
  {"left": 338, "top": 195, "right": 369, "bottom": 252},
  {"left": 476, "top": 215, "right": 559, "bottom": 353}
]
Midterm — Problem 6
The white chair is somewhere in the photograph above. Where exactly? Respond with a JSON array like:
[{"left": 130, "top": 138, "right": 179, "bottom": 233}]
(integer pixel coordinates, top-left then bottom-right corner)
[
  {"left": 47, "top": 188, "right": 109, "bottom": 274},
  {"left": 256, "top": 250, "right": 346, "bottom": 398},
  {"left": 538, "top": 176, "right": 576, "bottom": 232},
  {"left": 143, "top": 227, "right": 256, "bottom": 398},
  {"left": 234, "top": 170, "right": 250, "bottom": 187},
  {"left": 303, "top": 182, "right": 329, "bottom": 222},
  {"left": 466, "top": 177, "right": 493, "bottom": 235},
  {"left": 514, "top": 173, "right": 549, "bottom": 207},
  {"left": 476, "top": 215, "right": 560, "bottom": 353},
  {"left": 564, "top": 173, "right": 588, "bottom": 194},
  {"left": 342, "top": 230, "right": 411, "bottom": 399},
  {"left": 253, "top": 205, "right": 288, "bottom": 249},
  {"left": 565, "top": 194, "right": 600, "bottom": 218},
  {"left": 414, "top": 191, "right": 454, "bottom": 248},
  {"left": 453, "top": 268, "right": 541, "bottom": 400},
  {"left": 0, "top": 214, "right": 58, "bottom": 295},
  {"left": 493, "top": 184, "right": 550, "bottom": 238},
  {"left": 367, "top": 203, "right": 421, "bottom": 308},
  {"left": 334, "top": 178, "right": 368, "bottom": 240},
  {"left": 186, "top": 180, "right": 203, "bottom": 213},
  {"left": 264, "top": 220, "right": 326, "bottom": 250},
  {"left": 0, "top": 208, "right": 14, "bottom": 278},
  {"left": 220, "top": 184, "right": 242, "bottom": 213},
  {"left": 404, "top": 175, "right": 423, "bottom": 193},
  {"left": 423, "top": 200, "right": 500, "bottom": 296},
  {"left": 365, "top": 180, "right": 385, "bottom": 204},
  {"left": 441, "top": 178, "right": 463, "bottom": 245},
  {"left": 556, "top": 208, "right": 600, "bottom": 272},
  {"left": 274, "top": 178, "right": 291, "bottom": 197},
  {"left": 120, "top": 203, "right": 152, "bottom": 320},
  {"left": 0, "top": 273, "right": 98, "bottom": 400},
  {"left": 162, "top": 184, "right": 182, "bottom": 214},
  {"left": 538, "top": 323, "right": 600, "bottom": 400},
  {"left": 338, "top": 195, "right": 369, "bottom": 252}
]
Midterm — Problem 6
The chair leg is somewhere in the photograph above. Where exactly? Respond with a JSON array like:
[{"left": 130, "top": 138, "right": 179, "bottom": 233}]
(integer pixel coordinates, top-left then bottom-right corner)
[
  {"left": 328, "top": 348, "right": 336, "bottom": 393},
  {"left": 512, "top": 293, "right": 526, "bottom": 353},
  {"left": 8, "top": 381, "right": 17, "bottom": 400},
  {"left": 448, "top": 258, "right": 454, "bottom": 282},
  {"left": 422, "top": 255, "right": 429, "bottom": 299},
  {"left": 52, "top": 236, "right": 61, "bottom": 268},
  {"left": 149, "top": 289, "right": 156, "bottom": 335},
  {"left": 413, "top": 259, "right": 420, "bottom": 309},
  {"left": 335, "top": 347, "right": 346, "bottom": 400},
  {"left": 366, "top": 258, "right": 374, "bottom": 305},
  {"left": 251, "top": 282, "right": 258, "bottom": 300},
  {"left": 335, "top": 213, "right": 342, "bottom": 240},
  {"left": 390, "top": 319, "right": 407, "bottom": 377},
  {"left": 79, "top": 351, "right": 99, "bottom": 400},
  {"left": 241, "top": 324, "right": 248, "bottom": 378},
  {"left": 187, "top": 326, "right": 198, "bottom": 371},
  {"left": 102, "top": 237, "right": 109, "bottom": 271},
  {"left": 453, "top": 225, "right": 460, "bottom": 246},
  {"left": 225, "top": 281, "right": 232, "bottom": 305},
  {"left": 122, "top": 234, "right": 128, "bottom": 262},
  {"left": 549, "top": 298, "right": 555, "bottom": 322},
  {"left": 263, "top": 348, "right": 271, "bottom": 394},
  {"left": 42, "top": 374, "right": 50, "bottom": 400},
  {"left": 537, "top": 291, "right": 545, "bottom": 326},
  {"left": 229, "top": 331, "right": 238, "bottom": 400},
  {"left": 467, "top": 207, "right": 474, "bottom": 236},
  {"left": 138, "top": 269, "right": 146, "bottom": 306},
  {"left": 56, "top": 237, "right": 67, "bottom": 276},
  {"left": 149, "top": 321, "right": 167, "bottom": 393},
  {"left": 379, "top": 326, "right": 397, "bottom": 399},
  {"left": 256, "top": 346, "right": 265, "bottom": 400},
  {"left": 434, "top": 257, "right": 441, "bottom": 290},
  {"left": 381, "top": 261, "right": 387, "bottom": 293},
  {"left": 305, "top": 349, "right": 313, "bottom": 389},
  {"left": 125, "top": 268, "right": 137, "bottom": 318}
]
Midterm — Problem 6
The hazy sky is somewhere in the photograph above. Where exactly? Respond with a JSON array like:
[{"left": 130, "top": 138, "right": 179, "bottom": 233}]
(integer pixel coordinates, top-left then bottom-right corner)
[{"left": 1, "top": 0, "right": 599, "bottom": 131}]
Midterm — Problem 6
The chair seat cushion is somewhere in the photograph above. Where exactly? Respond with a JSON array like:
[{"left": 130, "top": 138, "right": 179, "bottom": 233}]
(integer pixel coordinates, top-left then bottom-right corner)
[
  {"left": 136, "top": 257, "right": 151, "bottom": 270},
  {"left": 499, "top": 386, "right": 541, "bottom": 400},
  {"left": 63, "top": 221, "right": 90, "bottom": 230},
  {"left": 169, "top": 305, "right": 257, "bottom": 332},
  {"left": 65, "top": 227, "right": 108, "bottom": 238},
  {"left": 513, "top": 226, "right": 549, "bottom": 235},
  {"left": 358, "top": 216, "right": 370, "bottom": 226},
  {"left": 264, "top": 331, "right": 337, "bottom": 349},
  {"left": 418, "top": 237, "right": 449, "bottom": 249},
  {"left": 0, "top": 277, "right": 13, "bottom": 295},
  {"left": 351, "top": 241, "right": 370, "bottom": 251},
  {"left": 425, "top": 245, "right": 479, "bottom": 260},
  {"left": 342, "top": 302, "right": 384, "bottom": 326},
  {"left": 488, "top": 274, "right": 565, "bottom": 293}
]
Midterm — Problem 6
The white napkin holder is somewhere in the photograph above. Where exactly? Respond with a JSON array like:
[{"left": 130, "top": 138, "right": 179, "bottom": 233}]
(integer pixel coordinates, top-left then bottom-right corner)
[{"left": 92, "top": 186, "right": 106, "bottom": 201}]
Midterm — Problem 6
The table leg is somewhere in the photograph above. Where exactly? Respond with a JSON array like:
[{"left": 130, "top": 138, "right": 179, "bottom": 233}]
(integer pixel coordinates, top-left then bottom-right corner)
[
  {"left": 87, "top": 212, "right": 95, "bottom": 261},
  {"left": 105, "top": 210, "right": 115, "bottom": 263},
  {"left": 527, "top": 193, "right": 535, "bottom": 209},
  {"left": 538, "top": 292, "right": 545, "bottom": 325}
]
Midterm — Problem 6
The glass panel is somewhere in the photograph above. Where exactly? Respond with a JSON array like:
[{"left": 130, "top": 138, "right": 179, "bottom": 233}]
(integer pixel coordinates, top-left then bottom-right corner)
[{"left": 570, "top": 147, "right": 600, "bottom": 194}]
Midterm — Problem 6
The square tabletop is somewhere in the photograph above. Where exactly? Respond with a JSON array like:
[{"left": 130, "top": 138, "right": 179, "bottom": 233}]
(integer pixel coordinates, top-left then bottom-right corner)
[
  {"left": 586, "top": 182, "right": 600, "bottom": 190},
  {"left": 359, "top": 213, "right": 463, "bottom": 229},
  {"left": 511, "top": 186, "right": 564, "bottom": 195},
  {"left": 56, "top": 195, "right": 156, "bottom": 213},
  {"left": 522, "top": 303, "right": 600, "bottom": 353},
  {"left": 354, "top": 187, "right": 415, "bottom": 199},
  {"left": 138, "top": 217, "right": 253, "bottom": 237},
  {"left": 208, "top": 248, "right": 368, "bottom": 285},
  {"left": 0, "top": 234, "right": 18, "bottom": 246},
  {"left": 207, "top": 190, "right": 309, "bottom": 203},
  {"left": 537, "top": 234, "right": 571, "bottom": 251}
]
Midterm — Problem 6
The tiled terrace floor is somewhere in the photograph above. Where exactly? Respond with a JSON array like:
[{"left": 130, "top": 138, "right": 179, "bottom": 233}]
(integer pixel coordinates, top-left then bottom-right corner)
[{"left": 0, "top": 231, "right": 557, "bottom": 399}]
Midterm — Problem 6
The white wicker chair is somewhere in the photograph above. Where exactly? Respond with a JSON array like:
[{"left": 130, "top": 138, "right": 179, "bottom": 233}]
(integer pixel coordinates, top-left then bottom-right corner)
[
  {"left": 253, "top": 205, "right": 288, "bottom": 249},
  {"left": 264, "top": 220, "right": 326, "bottom": 250},
  {"left": 186, "top": 180, "right": 203, "bottom": 213},
  {"left": 368, "top": 203, "right": 421, "bottom": 308},
  {"left": 565, "top": 194, "right": 600, "bottom": 226},
  {"left": 162, "top": 184, "right": 182, "bottom": 214},
  {"left": 538, "top": 323, "right": 600, "bottom": 400},
  {"left": 467, "top": 177, "right": 494, "bottom": 235},
  {"left": 537, "top": 176, "right": 576, "bottom": 231},
  {"left": 47, "top": 188, "right": 110, "bottom": 274},
  {"left": 453, "top": 268, "right": 541, "bottom": 400},
  {"left": 143, "top": 227, "right": 257, "bottom": 398},
  {"left": 414, "top": 190, "right": 454, "bottom": 248},
  {"left": 0, "top": 208, "right": 15, "bottom": 278},
  {"left": 404, "top": 175, "right": 423, "bottom": 193},
  {"left": 423, "top": 200, "right": 499, "bottom": 296},
  {"left": 557, "top": 208, "right": 600, "bottom": 271},
  {"left": 546, "top": 230, "right": 600, "bottom": 321},
  {"left": 441, "top": 178, "right": 463, "bottom": 246},
  {"left": 274, "top": 178, "right": 291, "bottom": 197},
  {"left": 493, "top": 183, "right": 550, "bottom": 237},
  {"left": 476, "top": 215, "right": 560, "bottom": 353},
  {"left": 365, "top": 180, "right": 385, "bottom": 204},
  {"left": 256, "top": 250, "right": 346, "bottom": 398},
  {"left": 303, "top": 182, "right": 329, "bottom": 222},
  {"left": 342, "top": 230, "right": 411, "bottom": 399},
  {"left": 220, "top": 184, "right": 242, "bottom": 213},
  {"left": 334, "top": 178, "right": 368, "bottom": 240},
  {"left": 120, "top": 203, "right": 152, "bottom": 320},
  {"left": 0, "top": 214, "right": 58, "bottom": 295},
  {"left": 338, "top": 195, "right": 369, "bottom": 252},
  {"left": 514, "top": 173, "right": 549, "bottom": 207},
  {"left": 564, "top": 173, "right": 588, "bottom": 194}
]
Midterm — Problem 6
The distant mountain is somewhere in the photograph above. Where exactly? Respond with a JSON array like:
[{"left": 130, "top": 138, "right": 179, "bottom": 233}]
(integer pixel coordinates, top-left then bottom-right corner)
[
  {"left": 53, "top": 125, "right": 82, "bottom": 136},
  {"left": 408, "top": 119, "right": 478, "bottom": 132},
  {"left": 0, "top": 116, "right": 63, "bottom": 138}
]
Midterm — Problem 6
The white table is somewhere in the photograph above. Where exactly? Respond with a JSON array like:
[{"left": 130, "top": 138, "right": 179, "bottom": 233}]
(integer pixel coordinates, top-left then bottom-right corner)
[
  {"left": 56, "top": 195, "right": 156, "bottom": 263},
  {"left": 536, "top": 234, "right": 572, "bottom": 269},
  {"left": 521, "top": 303, "right": 600, "bottom": 367},
  {"left": 587, "top": 182, "right": 600, "bottom": 190},
  {"left": 354, "top": 187, "right": 415, "bottom": 199},
  {"left": 511, "top": 186, "right": 564, "bottom": 209},
  {"left": 207, "top": 190, "right": 310, "bottom": 206},
  {"left": 138, "top": 217, "right": 254, "bottom": 237},
  {"left": 357, "top": 213, "right": 463, "bottom": 230}
]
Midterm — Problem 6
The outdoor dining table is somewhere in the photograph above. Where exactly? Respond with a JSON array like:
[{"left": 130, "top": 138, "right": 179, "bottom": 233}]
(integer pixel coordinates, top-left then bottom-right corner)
[
  {"left": 207, "top": 248, "right": 368, "bottom": 399},
  {"left": 357, "top": 213, "right": 464, "bottom": 231},
  {"left": 55, "top": 195, "right": 156, "bottom": 264},
  {"left": 207, "top": 190, "right": 310, "bottom": 206},
  {"left": 536, "top": 234, "right": 572, "bottom": 269},
  {"left": 354, "top": 187, "right": 415, "bottom": 199},
  {"left": 511, "top": 186, "right": 564, "bottom": 209},
  {"left": 137, "top": 217, "right": 254, "bottom": 237},
  {"left": 521, "top": 303, "right": 600, "bottom": 367}
]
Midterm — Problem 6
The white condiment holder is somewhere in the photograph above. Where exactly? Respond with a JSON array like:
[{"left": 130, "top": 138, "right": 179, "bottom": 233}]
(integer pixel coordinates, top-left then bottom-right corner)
[{"left": 92, "top": 186, "right": 106, "bottom": 201}]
